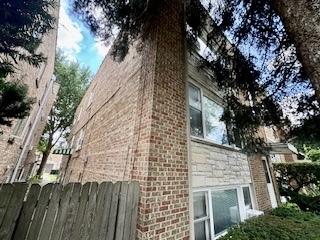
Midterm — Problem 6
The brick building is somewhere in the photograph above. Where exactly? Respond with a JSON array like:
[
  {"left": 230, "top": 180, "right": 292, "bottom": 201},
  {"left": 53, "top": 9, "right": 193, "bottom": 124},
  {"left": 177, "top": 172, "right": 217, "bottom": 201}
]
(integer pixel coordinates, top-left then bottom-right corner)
[
  {"left": 62, "top": 1, "right": 296, "bottom": 239},
  {"left": 0, "top": 3, "right": 59, "bottom": 183}
]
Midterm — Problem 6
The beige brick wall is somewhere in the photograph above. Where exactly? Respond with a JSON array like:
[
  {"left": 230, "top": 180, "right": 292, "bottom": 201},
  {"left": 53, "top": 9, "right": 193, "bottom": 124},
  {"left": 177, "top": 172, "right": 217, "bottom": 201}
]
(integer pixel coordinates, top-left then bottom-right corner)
[
  {"left": 0, "top": 2, "right": 59, "bottom": 182},
  {"left": 64, "top": 1, "right": 190, "bottom": 239}
]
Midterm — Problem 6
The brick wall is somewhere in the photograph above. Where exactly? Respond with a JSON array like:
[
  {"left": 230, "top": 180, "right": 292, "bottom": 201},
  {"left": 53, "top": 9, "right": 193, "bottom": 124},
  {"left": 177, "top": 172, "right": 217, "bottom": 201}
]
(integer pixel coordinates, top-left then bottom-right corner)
[
  {"left": 0, "top": 2, "right": 59, "bottom": 182},
  {"left": 248, "top": 154, "right": 273, "bottom": 211},
  {"left": 64, "top": 1, "right": 190, "bottom": 239}
]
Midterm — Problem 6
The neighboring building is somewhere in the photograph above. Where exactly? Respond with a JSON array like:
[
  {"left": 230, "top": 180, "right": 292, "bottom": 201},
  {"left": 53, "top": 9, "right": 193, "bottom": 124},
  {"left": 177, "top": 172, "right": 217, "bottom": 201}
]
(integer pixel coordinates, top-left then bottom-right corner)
[
  {"left": 0, "top": 3, "right": 60, "bottom": 183},
  {"left": 62, "top": 2, "right": 296, "bottom": 239}
]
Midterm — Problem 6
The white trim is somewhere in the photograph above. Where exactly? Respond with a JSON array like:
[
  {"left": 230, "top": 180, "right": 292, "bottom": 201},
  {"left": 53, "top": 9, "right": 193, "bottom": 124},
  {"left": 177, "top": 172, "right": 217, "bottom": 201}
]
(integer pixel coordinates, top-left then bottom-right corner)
[
  {"left": 188, "top": 80, "right": 233, "bottom": 148},
  {"left": 192, "top": 184, "right": 256, "bottom": 240}
]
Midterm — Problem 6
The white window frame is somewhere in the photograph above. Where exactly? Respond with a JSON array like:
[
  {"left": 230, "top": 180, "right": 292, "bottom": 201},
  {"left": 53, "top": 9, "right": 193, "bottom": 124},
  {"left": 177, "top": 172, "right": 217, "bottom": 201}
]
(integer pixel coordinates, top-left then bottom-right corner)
[
  {"left": 193, "top": 184, "right": 255, "bottom": 239},
  {"left": 188, "top": 80, "right": 231, "bottom": 147},
  {"left": 76, "top": 129, "right": 85, "bottom": 151}
]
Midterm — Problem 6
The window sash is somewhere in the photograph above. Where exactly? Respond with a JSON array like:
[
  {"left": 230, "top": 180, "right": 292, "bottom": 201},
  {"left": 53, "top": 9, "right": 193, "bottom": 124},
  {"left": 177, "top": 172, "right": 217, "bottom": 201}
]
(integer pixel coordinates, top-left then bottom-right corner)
[
  {"left": 188, "top": 82, "right": 231, "bottom": 146},
  {"left": 193, "top": 185, "right": 254, "bottom": 239}
]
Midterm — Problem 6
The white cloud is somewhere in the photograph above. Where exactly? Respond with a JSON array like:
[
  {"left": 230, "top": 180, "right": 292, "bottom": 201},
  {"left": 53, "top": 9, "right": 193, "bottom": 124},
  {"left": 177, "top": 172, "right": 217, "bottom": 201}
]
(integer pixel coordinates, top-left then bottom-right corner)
[
  {"left": 57, "top": 0, "right": 83, "bottom": 61},
  {"left": 93, "top": 40, "right": 111, "bottom": 58}
]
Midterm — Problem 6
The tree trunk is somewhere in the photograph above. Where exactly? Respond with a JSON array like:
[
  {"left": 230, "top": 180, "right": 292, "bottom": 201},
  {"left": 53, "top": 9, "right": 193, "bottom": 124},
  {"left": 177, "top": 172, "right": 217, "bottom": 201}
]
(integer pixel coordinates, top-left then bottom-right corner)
[
  {"left": 36, "top": 149, "right": 51, "bottom": 177},
  {"left": 272, "top": 0, "right": 320, "bottom": 101}
]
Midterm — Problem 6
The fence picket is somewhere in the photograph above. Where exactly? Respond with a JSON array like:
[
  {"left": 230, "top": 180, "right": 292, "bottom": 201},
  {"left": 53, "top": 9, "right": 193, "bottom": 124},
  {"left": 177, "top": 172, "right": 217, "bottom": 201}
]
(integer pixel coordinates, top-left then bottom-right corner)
[
  {"left": 106, "top": 182, "right": 121, "bottom": 240},
  {"left": 51, "top": 183, "right": 74, "bottom": 240},
  {"left": 129, "top": 183, "right": 140, "bottom": 240},
  {"left": 61, "top": 183, "right": 81, "bottom": 239},
  {"left": 26, "top": 183, "right": 54, "bottom": 240},
  {"left": 70, "top": 182, "right": 91, "bottom": 240},
  {"left": 0, "top": 183, "right": 28, "bottom": 240},
  {"left": 0, "top": 184, "right": 14, "bottom": 225},
  {"left": 39, "top": 184, "right": 62, "bottom": 240},
  {"left": 80, "top": 182, "right": 98, "bottom": 240},
  {"left": 97, "top": 182, "right": 113, "bottom": 240},
  {"left": 13, "top": 184, "right": 41, "bottom": 240},
  {"left": 115, "top": 182, "right": 129, "bottom": 240},
  {"left": 89, "top": 182, "right": 108, "bottom": 240}
]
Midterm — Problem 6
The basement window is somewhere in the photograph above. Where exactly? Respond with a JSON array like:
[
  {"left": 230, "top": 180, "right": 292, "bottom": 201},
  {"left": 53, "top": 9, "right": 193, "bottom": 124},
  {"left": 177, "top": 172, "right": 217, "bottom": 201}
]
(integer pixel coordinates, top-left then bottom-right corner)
[{"left": 193, "top": 185, "right": 255, "bottom": 240}]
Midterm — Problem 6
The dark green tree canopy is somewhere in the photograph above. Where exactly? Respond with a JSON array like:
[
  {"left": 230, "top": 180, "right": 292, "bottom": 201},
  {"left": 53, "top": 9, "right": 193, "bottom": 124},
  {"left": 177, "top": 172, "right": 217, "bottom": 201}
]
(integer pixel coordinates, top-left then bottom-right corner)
[
  {"left": 72, "top": 0, "right": 319, "bottom": 152},
  {"left": 0, "top": 0, "right": 56, "bottom": 77},
  {"left": 0, "top": 0, "right": 57, "bottom": 126}
]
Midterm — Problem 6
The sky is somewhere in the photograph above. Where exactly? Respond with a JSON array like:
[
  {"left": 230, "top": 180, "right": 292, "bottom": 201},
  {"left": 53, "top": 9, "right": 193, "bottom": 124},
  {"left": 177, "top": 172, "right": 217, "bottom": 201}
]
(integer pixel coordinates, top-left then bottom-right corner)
[{"left": 57, "top": 0, "right": 109, "bottom": 74}]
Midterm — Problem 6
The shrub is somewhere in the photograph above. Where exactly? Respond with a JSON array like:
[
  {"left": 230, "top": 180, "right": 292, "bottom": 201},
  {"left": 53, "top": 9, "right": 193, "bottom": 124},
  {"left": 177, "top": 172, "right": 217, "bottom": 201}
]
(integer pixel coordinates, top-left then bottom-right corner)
[
  {"left": 220, "top": 207, "right": 320, "bottom": 240},
  {"left": 274, "top": 163, "right": 320, "bottom": 213}
]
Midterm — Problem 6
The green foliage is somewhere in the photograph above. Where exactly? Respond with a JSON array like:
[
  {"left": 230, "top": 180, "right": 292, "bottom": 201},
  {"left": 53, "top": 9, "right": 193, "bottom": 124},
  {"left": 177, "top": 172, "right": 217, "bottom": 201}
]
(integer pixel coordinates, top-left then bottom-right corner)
[
  {"left": 306, "top": 148, "right": 320, "bottom": 162},
  {"left": 51, "top": 51, "right": 91, "bottom": 132},
  {"left": 36, "top": 51, "right": 91, "bottom": 176},
  {"left": 72, "top": 0, "right": 306, "bottom": 153},
  {"left": 0, "top": 0, "right": 56, "bottom": 77},
  {"left": 274, "top": 163, "right": 320, "bottom": 213},
  {"left": 220, "top": 207, "right": 320, "bottom": 240},
  {"left": 0, "top": 0, "right": 56, "bottom": 126},
  {"left": 0, "top": 78, "right": 34, "bottom": 126},
  {"left": 290, "top": 114, "right": 320, "bottom": 152}
]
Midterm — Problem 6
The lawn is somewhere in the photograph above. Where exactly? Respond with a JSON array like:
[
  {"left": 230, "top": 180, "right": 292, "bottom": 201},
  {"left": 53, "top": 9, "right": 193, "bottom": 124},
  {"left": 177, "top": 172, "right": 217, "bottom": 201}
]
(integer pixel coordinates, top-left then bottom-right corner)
[{"left": 220, "top": 207, "right": 320, "bottom": 240}]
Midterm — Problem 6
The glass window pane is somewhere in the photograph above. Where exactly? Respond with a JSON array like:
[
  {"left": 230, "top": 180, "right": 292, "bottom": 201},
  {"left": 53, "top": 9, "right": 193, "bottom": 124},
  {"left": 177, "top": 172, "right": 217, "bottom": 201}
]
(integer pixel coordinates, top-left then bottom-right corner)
[
  {"left": 212, "top": 189, "right": 240, "bottom": 235},
  {"left": 243, "top": 187, "right": 252, "bottom": 209},
  {"left": 194, "top": 221, "right": 207, "bottom": 240},
  {"left": 193, "top": 192, "right": 207, "bottom": 219},
  {"left": 189, "top": 84, "right": 202, "bottom": 110},
  {"left": 203, "top": 97, "right": 228, "bottom": 144},
  {"left": 190, "top": 107, "right": 203, "bottom": 137},
  {"left": 262, "top": 160, "right": 271, "bottom": 183}
]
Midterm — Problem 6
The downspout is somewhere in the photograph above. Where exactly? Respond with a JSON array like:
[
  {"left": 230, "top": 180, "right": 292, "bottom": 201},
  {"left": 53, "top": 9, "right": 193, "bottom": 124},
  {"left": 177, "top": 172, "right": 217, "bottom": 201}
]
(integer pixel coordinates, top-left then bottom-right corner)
[{"left": 9, "top": 75, "right": 56, "bottom": 183}]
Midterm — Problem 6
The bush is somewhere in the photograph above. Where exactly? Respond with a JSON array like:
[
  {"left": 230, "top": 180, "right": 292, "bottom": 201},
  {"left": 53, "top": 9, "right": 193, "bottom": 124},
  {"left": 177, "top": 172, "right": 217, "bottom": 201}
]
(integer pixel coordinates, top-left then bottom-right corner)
[
  {"left": 274, "top": 163, "right": 320, "bottom": 213},
  {"left": 220, "top": 207, "right": 320, "bottom": 240}
]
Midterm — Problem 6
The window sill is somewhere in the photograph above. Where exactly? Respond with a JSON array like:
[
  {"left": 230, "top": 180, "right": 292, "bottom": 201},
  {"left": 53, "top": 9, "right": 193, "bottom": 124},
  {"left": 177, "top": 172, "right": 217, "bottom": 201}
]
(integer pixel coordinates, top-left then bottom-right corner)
[{"left": 190, "top": 136, "right": 242, "bottom": 153}]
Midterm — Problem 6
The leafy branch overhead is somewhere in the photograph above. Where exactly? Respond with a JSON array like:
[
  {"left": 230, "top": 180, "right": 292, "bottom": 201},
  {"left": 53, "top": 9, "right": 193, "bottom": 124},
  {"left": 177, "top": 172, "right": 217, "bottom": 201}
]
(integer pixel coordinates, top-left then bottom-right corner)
[
  {"left": 0, "top": 0, "right": 57, "bottom": 126},
  {"left": 73, "top": 0, "right": 320, "bottom": 152}
]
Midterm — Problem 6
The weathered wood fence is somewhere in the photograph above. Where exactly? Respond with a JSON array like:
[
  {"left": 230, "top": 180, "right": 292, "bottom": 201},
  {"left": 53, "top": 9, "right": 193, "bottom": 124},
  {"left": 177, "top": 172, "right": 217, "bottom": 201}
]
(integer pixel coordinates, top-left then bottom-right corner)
[{"left": 0, "top": 182, "right": 140, "bottom": 240}]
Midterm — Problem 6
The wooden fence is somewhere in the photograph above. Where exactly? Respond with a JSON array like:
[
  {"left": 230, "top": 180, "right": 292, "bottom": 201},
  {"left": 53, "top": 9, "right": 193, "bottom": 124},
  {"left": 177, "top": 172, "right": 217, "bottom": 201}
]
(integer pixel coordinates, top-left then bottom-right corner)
[{"left": 0, "top": 182, "right": 140, "bottom": 240}]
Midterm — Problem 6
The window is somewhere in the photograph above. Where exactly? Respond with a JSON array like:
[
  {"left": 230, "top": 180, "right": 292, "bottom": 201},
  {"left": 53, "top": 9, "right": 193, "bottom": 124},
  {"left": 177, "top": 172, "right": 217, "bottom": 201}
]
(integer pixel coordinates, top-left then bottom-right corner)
[
  {"left": 189, "top": 84, "right": 203, "bottom": 138},
  {"left": 188, "top": 83, "right": 229, "bottom": 145},
  {"left": 194, "top": 192, "right": 211, "bottom": 240},
  {"left": 193, "top": 185, "right": 254, "bottom": 239},
  {"left": 204, "top": 97, "right": 228, "bottom": 144},
  {"left": 212, "top": 189, "right": 240, "bottom": 235},
  {"left": 262, "top": 160, "right": 271, "bottom": 183},
  {"left": 76, "top": 129, "right": 85, "bottom": 151},
  {"left": 69, "top": 136, "right": 75, "bottom": 149},
  {"left": 242, "top": 186, "right": 252, "bottom": 210}
]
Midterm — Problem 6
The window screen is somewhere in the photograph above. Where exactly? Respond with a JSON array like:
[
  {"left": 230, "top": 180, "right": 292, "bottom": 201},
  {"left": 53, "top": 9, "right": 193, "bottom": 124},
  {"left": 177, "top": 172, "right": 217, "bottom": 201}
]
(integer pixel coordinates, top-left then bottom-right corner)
[{"left": 211, "top": 189, "right": 240, "bottom": 235}]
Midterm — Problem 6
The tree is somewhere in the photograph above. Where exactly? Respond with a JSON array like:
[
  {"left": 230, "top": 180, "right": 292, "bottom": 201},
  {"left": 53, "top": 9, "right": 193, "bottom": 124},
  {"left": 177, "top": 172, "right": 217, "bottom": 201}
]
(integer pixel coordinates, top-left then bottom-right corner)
[
  {"left": 36, "top": 52, "right": 91, "bottom": 177},
  {"left": 0, "top": 0, "right": 56, "bottom": 126},
  {"left": 272, "top": 1, "right": 320, "bottom": 101},
  {"left": 72, "top": 0, "right": 319, "bottom": 152}
]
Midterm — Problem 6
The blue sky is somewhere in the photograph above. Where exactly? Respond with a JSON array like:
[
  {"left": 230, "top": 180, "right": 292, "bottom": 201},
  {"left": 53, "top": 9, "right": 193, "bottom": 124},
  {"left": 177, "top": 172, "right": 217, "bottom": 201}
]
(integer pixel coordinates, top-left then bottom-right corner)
[{"left": 57, "top": 0, "right": 109, "bottom": 74}]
